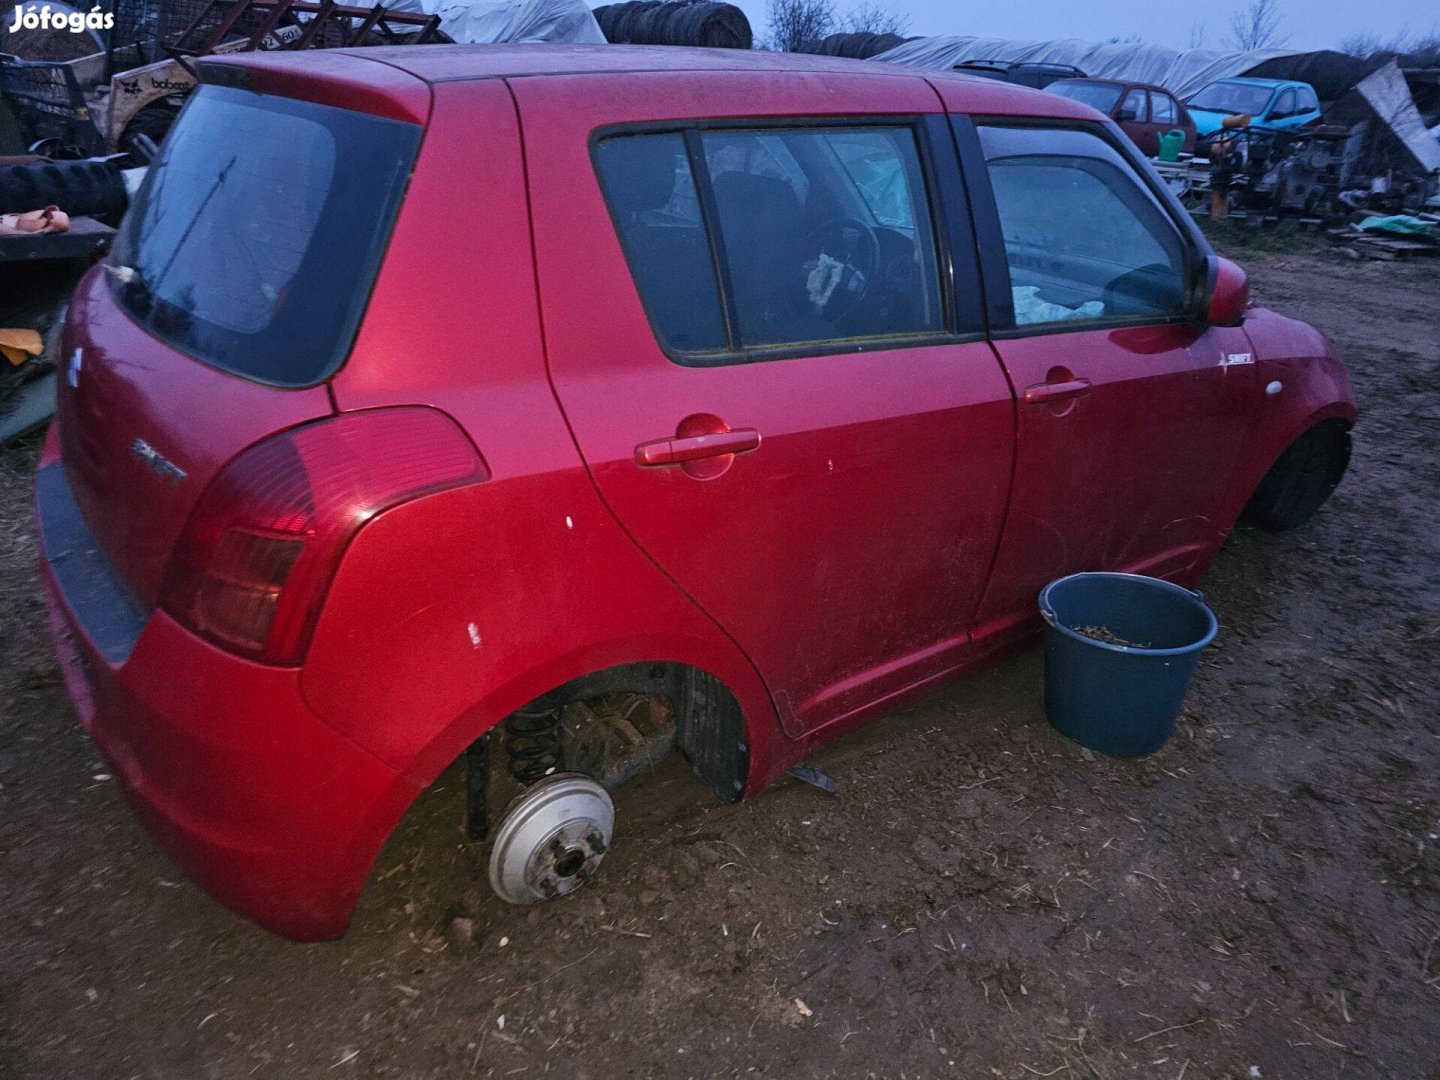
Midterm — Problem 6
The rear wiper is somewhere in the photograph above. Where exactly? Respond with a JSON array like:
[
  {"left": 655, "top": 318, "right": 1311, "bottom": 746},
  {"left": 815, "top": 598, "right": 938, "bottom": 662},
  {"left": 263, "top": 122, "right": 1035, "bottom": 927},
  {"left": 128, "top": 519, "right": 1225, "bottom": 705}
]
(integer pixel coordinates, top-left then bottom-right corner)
[{"left": 103, "top": 263, "right": 143, "bottom": 286}]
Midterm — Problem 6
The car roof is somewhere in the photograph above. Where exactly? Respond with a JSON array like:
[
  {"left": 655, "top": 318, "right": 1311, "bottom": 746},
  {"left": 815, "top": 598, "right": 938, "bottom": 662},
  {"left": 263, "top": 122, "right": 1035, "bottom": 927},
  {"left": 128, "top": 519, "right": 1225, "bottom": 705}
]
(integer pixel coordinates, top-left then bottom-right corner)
[
  {"left": 220, "top": 44, "right": 1099, "bottom": 120},
  {"left": 1052, "top": 77, "right": 1175, "bottom": 93},
  {"left": 955, "top": 59, "right": 1082, "bottom": 71},
  {"left": 1203, "top": 76, "right": 1298, "bottom": 90}
]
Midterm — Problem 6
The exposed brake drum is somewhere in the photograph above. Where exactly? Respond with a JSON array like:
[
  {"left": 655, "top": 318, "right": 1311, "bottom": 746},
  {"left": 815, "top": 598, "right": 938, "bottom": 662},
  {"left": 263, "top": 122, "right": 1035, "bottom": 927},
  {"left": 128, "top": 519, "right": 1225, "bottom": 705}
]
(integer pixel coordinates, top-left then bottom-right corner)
[{"left": 487, "top": 773, "right": 614, "bottom": 905}]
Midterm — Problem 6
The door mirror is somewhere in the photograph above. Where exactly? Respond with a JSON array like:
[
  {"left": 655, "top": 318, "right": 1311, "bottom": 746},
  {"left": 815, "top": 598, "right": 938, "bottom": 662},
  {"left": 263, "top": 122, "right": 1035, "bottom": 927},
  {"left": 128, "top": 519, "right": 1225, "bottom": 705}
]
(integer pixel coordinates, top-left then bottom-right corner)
[
  {"left": 1117, "top": 106, "right": 1139, "bottom": 122},
  {"left": 1205, "top": 256, "right": 1249, "bottom": 326}
]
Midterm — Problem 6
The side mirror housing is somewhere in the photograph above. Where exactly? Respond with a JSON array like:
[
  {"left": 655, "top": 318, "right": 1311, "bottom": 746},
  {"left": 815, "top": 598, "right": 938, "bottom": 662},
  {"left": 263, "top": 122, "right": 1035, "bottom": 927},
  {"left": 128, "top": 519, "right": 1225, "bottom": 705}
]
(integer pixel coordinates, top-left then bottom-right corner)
[
  {"left": 1117, "top": 107, "right": 1139, "bottom": 122},
  {"left": 1205, "top": 256, "right": 1249, "bottom": 326}
]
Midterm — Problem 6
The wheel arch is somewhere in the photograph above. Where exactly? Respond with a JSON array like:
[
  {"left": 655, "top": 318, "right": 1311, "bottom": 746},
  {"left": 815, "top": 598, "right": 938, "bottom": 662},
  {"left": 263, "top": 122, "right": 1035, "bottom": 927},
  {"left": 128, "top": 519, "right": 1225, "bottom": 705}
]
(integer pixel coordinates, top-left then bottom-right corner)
[
  {"left": 327, "top": 646, "right": 778, "bottom": 937},
  {"left": 1216, "top": 400, "right": 1356, "bottom": 536},
  {"left": 402, "top": 650, "right": 772, "bottom": 804}
]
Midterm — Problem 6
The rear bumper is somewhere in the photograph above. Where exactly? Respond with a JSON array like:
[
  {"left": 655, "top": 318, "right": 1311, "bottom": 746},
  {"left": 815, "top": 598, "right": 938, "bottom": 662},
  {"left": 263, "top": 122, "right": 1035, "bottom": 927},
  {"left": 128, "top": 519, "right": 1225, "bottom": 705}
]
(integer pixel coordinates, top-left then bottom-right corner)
[{"left": 36, "top": 461, "right": 419, "bottom": 940}]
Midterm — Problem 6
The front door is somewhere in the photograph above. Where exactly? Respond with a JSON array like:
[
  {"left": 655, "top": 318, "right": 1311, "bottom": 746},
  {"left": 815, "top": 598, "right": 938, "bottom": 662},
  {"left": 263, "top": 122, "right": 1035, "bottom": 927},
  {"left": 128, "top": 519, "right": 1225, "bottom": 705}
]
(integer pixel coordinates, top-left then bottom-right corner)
[
  {"left": 960, "top": 121, "right": 1255, "bottom": 647},
  {"left": 514, "top": 73, "right": 1014, "bottom": 738},
  {"left": 1118, "top": 85, "right": 1161, "bottom": 156}
]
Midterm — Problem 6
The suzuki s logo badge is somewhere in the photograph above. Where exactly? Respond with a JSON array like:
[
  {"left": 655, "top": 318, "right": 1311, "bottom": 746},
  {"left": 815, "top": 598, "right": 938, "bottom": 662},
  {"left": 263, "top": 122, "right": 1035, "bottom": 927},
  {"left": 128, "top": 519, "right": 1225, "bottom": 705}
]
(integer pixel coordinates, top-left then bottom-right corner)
[
  {"left": 67, "top": 347, "right": 82, "bottom": 388},
  {"left": 131, "top": 439, "right": 187, "bottom": 485}
]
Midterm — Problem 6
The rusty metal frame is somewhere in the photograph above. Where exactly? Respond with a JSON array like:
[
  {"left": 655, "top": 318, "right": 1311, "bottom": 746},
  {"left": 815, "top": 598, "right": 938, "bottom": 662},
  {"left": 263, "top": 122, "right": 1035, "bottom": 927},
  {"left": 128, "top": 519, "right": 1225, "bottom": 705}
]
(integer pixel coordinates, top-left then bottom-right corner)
[{"left": 167, "top": 0, "right": 443, "bottom": 56}]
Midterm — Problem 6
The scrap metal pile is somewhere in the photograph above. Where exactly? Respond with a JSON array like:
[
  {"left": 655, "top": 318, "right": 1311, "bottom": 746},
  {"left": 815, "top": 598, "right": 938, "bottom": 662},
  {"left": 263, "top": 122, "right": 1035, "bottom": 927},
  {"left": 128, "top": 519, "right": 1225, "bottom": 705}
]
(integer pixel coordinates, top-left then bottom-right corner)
[
  {"left": 0, "top": 0, "right": 458, "bottom": 446},
  {"left": 1, "top": 0, "right": 446, "bottom": 161},
  {"left": 877, "top": 38, "right": 1440, "bottom": 229},
  {"left": 1151, "top": 123, "right": 1363, "bottom": 220},
  {"left": 1174, "top": 59, "right": 1439, "bottom": 230}
]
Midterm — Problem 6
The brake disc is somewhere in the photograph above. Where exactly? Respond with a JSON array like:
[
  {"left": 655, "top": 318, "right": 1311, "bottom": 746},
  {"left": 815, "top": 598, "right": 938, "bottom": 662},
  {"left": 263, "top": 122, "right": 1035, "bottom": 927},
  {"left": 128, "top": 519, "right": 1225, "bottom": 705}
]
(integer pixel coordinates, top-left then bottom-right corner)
[{"left": 487, "top": 773, "right": 614, "bottom": 905}]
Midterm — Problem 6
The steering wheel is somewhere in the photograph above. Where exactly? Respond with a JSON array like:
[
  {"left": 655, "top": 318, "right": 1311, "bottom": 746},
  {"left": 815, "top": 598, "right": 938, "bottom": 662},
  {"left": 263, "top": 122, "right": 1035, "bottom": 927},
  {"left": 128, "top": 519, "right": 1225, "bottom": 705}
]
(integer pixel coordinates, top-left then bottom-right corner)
[{"left": 803, "top": 217, "right": 881, "bottom": 323}]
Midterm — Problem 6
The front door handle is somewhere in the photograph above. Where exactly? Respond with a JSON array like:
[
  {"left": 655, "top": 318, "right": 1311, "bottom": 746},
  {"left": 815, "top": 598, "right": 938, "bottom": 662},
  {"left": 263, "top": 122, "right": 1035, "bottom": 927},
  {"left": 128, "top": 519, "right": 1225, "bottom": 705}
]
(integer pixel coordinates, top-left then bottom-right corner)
[
  {"left": 1023, "top": 377, "right": 1092, "bottom": 405},
  {"left": 635, "top": 428, "right": 761, "bottom": 467}
]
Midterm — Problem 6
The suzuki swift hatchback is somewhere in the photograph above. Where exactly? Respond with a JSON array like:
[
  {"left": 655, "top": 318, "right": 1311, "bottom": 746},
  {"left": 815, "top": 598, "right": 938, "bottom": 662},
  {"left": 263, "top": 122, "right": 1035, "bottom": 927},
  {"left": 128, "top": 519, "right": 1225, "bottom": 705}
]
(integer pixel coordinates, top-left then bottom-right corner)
[{"left": 37, "top": 45, "right": 1355, "bottom": 939}]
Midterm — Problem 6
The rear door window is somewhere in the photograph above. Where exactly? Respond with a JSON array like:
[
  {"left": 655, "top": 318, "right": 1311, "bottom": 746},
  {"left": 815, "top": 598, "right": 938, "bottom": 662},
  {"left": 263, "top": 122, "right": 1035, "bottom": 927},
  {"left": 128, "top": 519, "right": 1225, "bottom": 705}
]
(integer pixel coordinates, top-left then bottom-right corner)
[
  {"left": 1151, "top": 91, "right": 1178, "bottom": 125},
  {"left": 595, "top": 123, "right": 949, "bottom": 361},
  {"left": 110, "top": 85, "right": 421, "bottom": 387},
  {"left": 979, "top": 125, "right": 1189, "bottom": 327},
  {"left": 592, "top": 134, "right": 728, "bottom": 353}
]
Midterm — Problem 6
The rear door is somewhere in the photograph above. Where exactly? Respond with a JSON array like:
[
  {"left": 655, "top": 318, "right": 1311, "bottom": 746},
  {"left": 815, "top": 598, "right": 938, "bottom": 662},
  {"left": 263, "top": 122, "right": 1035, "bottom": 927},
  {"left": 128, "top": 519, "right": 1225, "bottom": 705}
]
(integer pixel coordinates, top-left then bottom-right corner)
[
  {"left": 953, "top": 119, "right": 1254, "bottom": 650},
  {"left": 1148, "top": 89, "right": 1188, "bottom": 150},
  {"left": 514, "top": 71, "right": 1014, "bottom": 739}
]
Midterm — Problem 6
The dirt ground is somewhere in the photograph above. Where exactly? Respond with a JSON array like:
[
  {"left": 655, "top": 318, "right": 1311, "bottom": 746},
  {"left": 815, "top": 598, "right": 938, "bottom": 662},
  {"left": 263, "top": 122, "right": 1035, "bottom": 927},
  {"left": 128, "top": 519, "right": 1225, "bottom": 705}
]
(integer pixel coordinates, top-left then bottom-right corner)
[{"left": 1, "top": 238, "right": 1438, "bottom": 1079}]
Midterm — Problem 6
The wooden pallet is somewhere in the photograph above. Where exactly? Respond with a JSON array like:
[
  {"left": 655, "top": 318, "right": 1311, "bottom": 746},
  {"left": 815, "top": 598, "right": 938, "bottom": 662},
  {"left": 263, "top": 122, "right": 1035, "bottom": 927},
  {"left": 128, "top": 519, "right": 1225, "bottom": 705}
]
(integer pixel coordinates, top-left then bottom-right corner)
[{"left": 1328, "top": 226, "right": 1439, "bottom": 260}]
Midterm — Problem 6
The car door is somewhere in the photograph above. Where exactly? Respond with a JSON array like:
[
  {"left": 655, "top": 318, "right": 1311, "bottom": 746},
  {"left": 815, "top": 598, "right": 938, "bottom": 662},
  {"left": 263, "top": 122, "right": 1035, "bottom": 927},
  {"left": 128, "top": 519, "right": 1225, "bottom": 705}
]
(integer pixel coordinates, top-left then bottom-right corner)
[
  {"left": 1136, "top": 89, "right": 1168, "bottom": 155},
  {"left": 952, "top": 120, "right": 1255, "bottom": 651},
  {"left": 1294, "top": 85, "right": 1321, "bottom": 126},
  {"left": 1264, "top": 88, "right": 1296, "bottom": 129},
  {"left": 1149, "top": 89, "right": 1191, "bottom": 152},
  {"left": 1117, "top": 86, "right": 1158, "bottom": 155},
  {"left": 513, "top": 72, "right": 1015, "bottom": 740}
]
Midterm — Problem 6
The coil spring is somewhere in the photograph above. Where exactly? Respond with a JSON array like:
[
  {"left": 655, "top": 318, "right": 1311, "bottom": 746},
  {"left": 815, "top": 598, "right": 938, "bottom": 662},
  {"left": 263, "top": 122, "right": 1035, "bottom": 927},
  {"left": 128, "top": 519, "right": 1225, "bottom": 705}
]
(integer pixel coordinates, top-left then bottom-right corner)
[{"left": 505, "top": 705, "right": 564, "bottom": 786}]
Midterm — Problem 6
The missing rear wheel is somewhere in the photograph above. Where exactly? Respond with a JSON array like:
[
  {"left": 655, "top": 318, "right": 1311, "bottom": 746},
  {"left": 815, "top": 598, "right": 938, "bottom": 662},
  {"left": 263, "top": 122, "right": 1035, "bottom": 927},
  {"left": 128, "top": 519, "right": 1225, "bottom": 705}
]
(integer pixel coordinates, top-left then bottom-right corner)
[{"left": 487, "top": 773, "right": 614, "bottom": 905}]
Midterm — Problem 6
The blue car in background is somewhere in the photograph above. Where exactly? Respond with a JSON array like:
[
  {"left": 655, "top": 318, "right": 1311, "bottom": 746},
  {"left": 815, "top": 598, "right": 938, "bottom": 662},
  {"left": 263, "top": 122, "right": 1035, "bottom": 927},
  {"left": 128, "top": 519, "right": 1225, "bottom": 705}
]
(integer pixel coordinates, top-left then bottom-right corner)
[{"left": 1185, "top": 77, "right": 1322, "bottom": 137}]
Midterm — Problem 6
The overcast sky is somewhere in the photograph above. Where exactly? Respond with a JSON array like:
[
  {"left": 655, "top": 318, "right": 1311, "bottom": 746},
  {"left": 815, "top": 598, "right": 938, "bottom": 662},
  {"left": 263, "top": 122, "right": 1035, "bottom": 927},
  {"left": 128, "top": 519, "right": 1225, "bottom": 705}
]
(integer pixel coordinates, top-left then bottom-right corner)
[{"left": 732, "top": 0, "right": 1438, "bottom": 52}]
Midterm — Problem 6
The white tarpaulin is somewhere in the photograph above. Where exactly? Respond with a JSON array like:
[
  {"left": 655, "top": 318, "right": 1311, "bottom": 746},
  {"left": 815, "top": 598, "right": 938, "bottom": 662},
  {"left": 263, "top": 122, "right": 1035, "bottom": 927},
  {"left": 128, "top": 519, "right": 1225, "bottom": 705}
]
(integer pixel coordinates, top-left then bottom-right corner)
[
  {"left": 385, "top": 0, "right": 605, "bottom": 43},
  {"left": 1354, "top": 61, "right": 1440, "bottom": 173},
  {"left": 871, "top": 36, "right": 1301, "bottom": 100}
]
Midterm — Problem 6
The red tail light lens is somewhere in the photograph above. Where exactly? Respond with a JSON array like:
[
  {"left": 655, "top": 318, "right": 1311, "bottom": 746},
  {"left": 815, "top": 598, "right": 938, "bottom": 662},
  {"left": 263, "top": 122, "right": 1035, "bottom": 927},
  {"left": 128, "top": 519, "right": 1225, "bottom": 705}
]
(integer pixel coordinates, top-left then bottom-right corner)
[{"left": 159, "top": 407, "right": 485, "bottom": 665}]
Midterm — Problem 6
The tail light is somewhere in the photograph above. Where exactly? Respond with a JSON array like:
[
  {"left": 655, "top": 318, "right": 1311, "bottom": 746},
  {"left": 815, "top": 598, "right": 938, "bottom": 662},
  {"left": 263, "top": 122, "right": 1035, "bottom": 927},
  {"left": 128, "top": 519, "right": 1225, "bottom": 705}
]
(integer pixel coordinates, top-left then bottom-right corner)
[{"left": 159, "top": 407, "right": 485, "bottom": 665}]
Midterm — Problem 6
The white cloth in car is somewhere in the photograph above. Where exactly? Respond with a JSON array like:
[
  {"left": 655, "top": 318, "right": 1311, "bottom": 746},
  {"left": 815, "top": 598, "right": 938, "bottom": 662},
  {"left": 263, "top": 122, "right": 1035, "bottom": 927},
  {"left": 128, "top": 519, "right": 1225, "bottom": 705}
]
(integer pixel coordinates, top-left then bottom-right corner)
[{"left": 1012, "top": 285, "right": 1104, "bottom": 325}]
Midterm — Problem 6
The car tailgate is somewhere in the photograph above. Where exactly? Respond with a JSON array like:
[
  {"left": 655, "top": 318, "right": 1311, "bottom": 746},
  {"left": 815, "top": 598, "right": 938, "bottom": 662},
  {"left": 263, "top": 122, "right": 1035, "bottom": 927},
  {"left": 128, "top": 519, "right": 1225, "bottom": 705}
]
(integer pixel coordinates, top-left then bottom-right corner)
[{"left": 55, "top": 269, "right": 334, "bottom": 609}]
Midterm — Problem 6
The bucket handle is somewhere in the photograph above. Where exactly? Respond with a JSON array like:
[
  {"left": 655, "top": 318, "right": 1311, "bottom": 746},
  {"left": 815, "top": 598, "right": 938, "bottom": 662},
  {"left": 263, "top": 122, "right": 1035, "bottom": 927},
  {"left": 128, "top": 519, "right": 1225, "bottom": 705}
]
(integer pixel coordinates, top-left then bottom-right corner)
[{"left": 1038, "top": 581, "right": 1206, "bottom": 629}]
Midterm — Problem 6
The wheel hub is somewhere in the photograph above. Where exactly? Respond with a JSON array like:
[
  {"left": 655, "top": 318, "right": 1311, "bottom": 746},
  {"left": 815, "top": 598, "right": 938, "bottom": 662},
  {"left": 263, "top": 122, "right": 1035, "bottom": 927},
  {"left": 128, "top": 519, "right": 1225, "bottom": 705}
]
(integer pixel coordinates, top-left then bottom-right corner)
[{"left": 488, "top": 773, "right": 614, "bottom": 905}]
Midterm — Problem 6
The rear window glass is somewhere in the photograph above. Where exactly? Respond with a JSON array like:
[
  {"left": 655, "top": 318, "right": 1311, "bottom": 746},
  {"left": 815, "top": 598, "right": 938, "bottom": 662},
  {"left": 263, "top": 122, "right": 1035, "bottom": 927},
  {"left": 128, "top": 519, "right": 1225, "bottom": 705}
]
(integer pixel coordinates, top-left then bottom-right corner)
[
  {"left": 596, "top": 124, "right": 947, "bottom": 362},
  {"left": 109, "top": 85, "right": 421, "bottom": 387},
  {"left": 1048, "top": 81, "right": 1124, "bottom": 114},
  {"left": 593, "top": 134, "right": 728, "bottom": 353}
]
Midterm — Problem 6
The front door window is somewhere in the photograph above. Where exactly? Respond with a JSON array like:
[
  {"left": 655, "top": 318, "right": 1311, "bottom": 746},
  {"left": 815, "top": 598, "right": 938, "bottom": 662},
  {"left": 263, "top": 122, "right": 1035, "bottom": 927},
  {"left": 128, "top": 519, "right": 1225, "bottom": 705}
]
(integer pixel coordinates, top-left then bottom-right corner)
[
  {"left": 980, "top": 126, "right": 1189, "bottom": 326},
  {"left": 1119, "top": 87, "right": 1148, "bottom": 122}
]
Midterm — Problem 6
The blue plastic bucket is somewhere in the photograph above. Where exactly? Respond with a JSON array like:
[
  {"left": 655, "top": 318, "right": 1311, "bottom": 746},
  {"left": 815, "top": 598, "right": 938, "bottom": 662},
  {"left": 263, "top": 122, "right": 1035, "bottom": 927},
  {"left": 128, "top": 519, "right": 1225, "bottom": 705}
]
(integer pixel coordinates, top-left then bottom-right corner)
[{"left": 1037, "top": 573, "right": 1218, "bottom": 755}]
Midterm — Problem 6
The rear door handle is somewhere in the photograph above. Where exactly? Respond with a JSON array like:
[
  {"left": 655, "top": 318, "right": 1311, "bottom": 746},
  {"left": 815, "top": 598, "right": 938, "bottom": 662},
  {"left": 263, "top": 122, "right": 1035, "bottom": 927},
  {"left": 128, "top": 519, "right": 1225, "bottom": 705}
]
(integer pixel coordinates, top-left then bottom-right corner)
[
  {"left": 635, "top": 428, "right": 761, "bottom": 467},
  {"left": 1023, "top": 378, "right": 1092, "bottom": 405}
]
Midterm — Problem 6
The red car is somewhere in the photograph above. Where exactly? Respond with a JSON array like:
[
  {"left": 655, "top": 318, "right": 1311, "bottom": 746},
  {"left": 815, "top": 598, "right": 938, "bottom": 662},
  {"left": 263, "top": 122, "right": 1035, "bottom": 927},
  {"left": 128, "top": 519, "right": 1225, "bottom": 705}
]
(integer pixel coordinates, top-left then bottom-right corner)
[
  {"left": 36, "top": 45, "right": 1355, "bottom": 940},
  {"left": 1047, "top": 77, "right": 1198, "bottom": 157}
]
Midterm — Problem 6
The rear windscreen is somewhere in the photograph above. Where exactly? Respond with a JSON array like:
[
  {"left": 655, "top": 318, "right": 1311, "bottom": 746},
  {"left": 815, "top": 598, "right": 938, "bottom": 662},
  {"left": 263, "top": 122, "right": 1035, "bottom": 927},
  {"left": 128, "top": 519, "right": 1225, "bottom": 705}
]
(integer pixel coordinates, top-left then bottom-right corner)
[
  {"left": 1048, "top": 81, "right": 1124, "bottom": 114},
  {"left": 109, "top": 85, "right": 422, "bottom": 387}
]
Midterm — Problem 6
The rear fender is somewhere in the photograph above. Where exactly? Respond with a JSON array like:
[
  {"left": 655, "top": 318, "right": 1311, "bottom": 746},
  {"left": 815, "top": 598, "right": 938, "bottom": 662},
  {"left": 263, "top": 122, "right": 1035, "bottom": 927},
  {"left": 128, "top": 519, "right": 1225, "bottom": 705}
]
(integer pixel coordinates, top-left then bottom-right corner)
[{"left": 301, "top": 476, "right": 780, "bottom": 797}]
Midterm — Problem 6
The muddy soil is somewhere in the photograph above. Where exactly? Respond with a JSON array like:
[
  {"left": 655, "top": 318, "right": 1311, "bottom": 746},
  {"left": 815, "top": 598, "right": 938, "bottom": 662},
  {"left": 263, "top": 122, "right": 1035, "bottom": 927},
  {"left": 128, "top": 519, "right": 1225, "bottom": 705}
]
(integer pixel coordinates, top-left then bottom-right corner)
[{"left": 1, "top": 241, "right": 1437, "bottom": 1079}]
